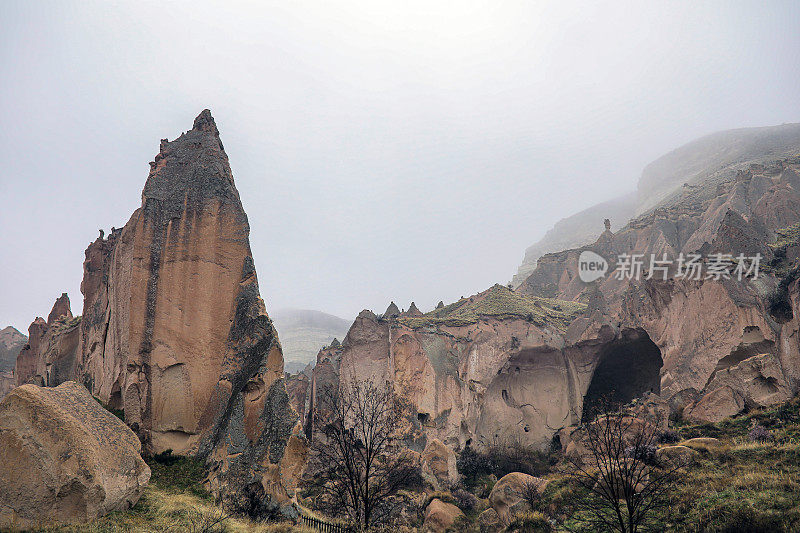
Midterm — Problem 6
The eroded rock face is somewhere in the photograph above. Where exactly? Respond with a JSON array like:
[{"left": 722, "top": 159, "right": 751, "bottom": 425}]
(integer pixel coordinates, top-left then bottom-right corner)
[
  {"left": 14, "top": 294, "right": 81, "bottom": 389},
  {"left": 423, "top": 498, "right": 464, "bottom": 533},
  {"left": 9, "top": 110, "right": 305, "bottom": 516},
  {"left": 304, "top": 287, "right": 663, "bottom": 453},
  {"left": 489, "top": 472, "right": 548, "bottom": 523},
  {"left": 519, "top": 158, "right": 800, "bottom": 422},
  {"left": 73, "top": 110, "right": 306, "bottom": 512},
  {"left": 420, "top": 438, "right": 458, "bottom": 490},
  {"left": 0, "top": 381, "right": 150, "bottom": 530}
]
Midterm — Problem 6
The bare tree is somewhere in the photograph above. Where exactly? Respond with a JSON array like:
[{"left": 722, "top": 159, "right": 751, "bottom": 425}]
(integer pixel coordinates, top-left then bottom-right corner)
[
  {"left": 310, "top": 377, "right": 419, "bottom": 531},
  {"left": 563, "top": 399, "right": 685, "bottom": 533}
]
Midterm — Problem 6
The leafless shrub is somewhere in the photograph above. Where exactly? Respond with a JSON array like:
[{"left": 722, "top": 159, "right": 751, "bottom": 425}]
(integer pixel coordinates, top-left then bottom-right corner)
[
  {"left": 563, "top": 398, "right": 685, "bottom": 532},
  {"left": 310, "top": 377, "right": 419, "bottom": 531}
]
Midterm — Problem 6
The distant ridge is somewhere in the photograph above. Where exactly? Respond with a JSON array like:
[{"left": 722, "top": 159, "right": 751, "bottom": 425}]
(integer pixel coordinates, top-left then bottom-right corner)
[
  {"left": 512, "top": 122, "right": 800, "bottom": 287},
  {"left": 271, "top": 308, "right": 350, "bottom": 371}
]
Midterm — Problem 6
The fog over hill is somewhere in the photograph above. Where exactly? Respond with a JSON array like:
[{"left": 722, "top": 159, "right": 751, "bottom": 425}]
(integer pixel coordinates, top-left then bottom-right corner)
[
  {"left": 0, "top": 326, "right": 26, "bottom": 372},
  {"left": 271, "top": 308, "right": 350, "bottom": 373},
  {"left": 513, "top": 122, "right": 800, "bottom": 286}
]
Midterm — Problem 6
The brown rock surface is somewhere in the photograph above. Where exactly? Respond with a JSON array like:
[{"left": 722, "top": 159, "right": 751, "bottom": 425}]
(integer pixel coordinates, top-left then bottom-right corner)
[
  {"left": 423, "top": 498, "right": 464, "bottom": 533},
  {"left": 12, "top": 110, "right": 305, "bottom": 516},
  {"left": 0, "top": 371, "right": 14, "bottom": 400},
  {"left": 0, "top": 381, "right": 150, "bottom": 530},
  {"left": 421, "top": 438, "right": 458, "bottom": 490},
  {"left": 14, "top": 296, "right": 81, "bottom": 388},
  {"left": 489, "top": 472, "right": 548, "bottom": 523},
  {"left": 656, "top": 445, "right": 699, "bottom": 467}
]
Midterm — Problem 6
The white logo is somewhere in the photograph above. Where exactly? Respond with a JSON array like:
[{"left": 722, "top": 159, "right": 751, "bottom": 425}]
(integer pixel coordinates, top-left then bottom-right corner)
[{"left": 578, "top": 251, "right": 609, "bottom": 282}]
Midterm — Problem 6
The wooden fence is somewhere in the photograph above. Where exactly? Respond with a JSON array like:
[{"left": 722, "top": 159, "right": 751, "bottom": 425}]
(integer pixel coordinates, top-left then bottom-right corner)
[{"left": 299, "top": 512, "right": 353, "bottom": 533}]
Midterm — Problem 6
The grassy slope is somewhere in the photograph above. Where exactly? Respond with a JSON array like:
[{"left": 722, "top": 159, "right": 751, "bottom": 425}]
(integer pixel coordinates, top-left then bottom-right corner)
[
  {"left": 39, "top": 456, "right": 310, "bottom": 533},
  {"left": 400, "top": 284, "right": 586, "bottom": 332},
  {"left": 529, "top": 396, "right": 800, "bottom": 532}
]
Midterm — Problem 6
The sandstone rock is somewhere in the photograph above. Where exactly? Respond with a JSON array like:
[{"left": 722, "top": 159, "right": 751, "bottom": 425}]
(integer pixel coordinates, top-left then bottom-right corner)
[
  {"left": 421, "top": 438, "right": 458, "bottom": 490},
  {"left": 66, "top": 110, "right": 305, "bottom": 515},
  {"left": 656, "top": 445, "right": 699, "bottom": 467},
  {"left": 384, "top": 302, "right": 401, "bottom": 318},
  {"left": 683, "top": 386, "right": 745, "bottom": 423},
  {"left": 423, "top": 498, "right": 464, "bottom": 533},
  {"left": 0, "top": 371, "right": 14, "bottom": 400},
  {"left": 489, "top": 472, "right": 547, "bottom": 523},
  {"left": 46, "top": 293, "right": 72, "bottom": 325},
  {"left": 0, "top": 381, "right": 150, "bottom": 530},
  {"left": 406, "top": 302, "right": 423, "bottom": 317},
  {"left": 15, "top": 296, "right": 81, "bottom": 388}
]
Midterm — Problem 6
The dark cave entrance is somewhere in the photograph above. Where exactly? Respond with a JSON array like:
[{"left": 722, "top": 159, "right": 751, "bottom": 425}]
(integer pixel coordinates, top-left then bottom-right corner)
[{"left": 581, "top": 328, "right": 663, "bottom": 423}]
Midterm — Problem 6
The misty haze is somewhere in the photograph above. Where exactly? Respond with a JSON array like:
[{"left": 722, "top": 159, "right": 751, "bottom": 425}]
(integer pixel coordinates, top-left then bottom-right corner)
[{"left": 1, "top": 2, "right": 800, "bottom": 532}]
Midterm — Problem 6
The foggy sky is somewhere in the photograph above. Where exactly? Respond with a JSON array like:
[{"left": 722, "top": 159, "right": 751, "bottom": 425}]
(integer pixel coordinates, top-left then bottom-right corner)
[{"left": 1, "top": 1, "right": 799, "bottom": 332}]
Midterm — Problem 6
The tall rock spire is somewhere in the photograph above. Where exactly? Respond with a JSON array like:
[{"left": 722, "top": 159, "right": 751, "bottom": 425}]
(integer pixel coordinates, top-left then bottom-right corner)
[{"left": 80, "top": 110, "right": 305, "bottom": 515}]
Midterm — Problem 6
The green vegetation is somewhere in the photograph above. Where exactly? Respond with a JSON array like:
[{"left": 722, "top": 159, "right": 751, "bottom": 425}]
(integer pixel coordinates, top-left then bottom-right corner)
[
  {"left": 768, "top": 223, "right": 800, "bottom": 251},
  {"left": 41, "top": 453, "right": 309, "bottom": 533},
  {"left": 514, "top": 396, "right": 800, "bottom": 532},
  {"left": 400, "top": 284, "right": 586, "bottom": 331}
]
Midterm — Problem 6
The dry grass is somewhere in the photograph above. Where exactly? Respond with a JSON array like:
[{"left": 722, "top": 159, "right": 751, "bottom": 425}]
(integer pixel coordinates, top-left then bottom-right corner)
[
  {"left": 39, "top": 485, "right": 312, "bottom": 532},
  {"left": 399, "top": 284, "right": 586, "bottom": 331}
]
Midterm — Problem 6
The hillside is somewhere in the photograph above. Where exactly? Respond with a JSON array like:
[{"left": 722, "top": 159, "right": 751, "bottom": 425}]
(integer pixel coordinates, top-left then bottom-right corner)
[
  {"left": 271, "top": 308, "right": 350, "bottom": 373},
  {"left": 512, "top": 122, "right": 800, "bottom": 287},
  {"left": 0, "top": 325, "right": 26, "bottom": 372}
]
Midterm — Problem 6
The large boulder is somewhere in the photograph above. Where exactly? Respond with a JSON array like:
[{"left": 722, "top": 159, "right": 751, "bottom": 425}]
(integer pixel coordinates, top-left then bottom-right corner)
[
  {"left": 683, "top": 386, "right": 745, "bottom": 423},
  {"left": 656, "top": 445, "right": 699, "bottom": 467},
  {"left": 489, "top": 472, "right": 548, "bottom": 523},
  {"left": 423, "top": 498, "right": 464, "bottom": 532},
  {"left": 0, "top": 381, "right": 150, "bottom": 530},
  {"left": 421, "top": 438, "right": 459, "bottom": 490}
]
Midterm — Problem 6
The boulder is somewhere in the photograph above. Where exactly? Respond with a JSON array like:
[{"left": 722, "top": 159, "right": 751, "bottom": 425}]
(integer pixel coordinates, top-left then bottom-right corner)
[
  {"left": 423, "top": 498, "right": 464, "bottom": 533},
  {"left": 656, "top": 445, "right": 699, "bottom": 467},
  {"left": 478, "top": 507, "right": 503, "bottom": 533},
  {"left": 421, "top": 438, "right": 458, "bottom": 490},
  {"left": 489, "top": 472, "right": 548, "bottom": 523},
  {"left": 0, "top": 382, "right": 150, "bottom": 530},
  {"left": 683, "top": 386, "right": 745, "bottom": 423}
]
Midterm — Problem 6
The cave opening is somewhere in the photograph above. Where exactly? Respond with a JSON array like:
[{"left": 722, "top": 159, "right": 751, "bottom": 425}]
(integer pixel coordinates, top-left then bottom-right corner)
[{"left": 581, "top": 328, "right": 663, "bottom": 424}]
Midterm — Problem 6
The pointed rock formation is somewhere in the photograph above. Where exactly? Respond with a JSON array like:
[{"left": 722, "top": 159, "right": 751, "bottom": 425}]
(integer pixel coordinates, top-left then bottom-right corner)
[
  {"left": 384, "top": 302, "right": 400, "bottom": 318},
  {"left": 14, "top": 296, "right": 81, "bottom": 388},
  {"left": 406, "top": 302, "right": 423, "bottom": 317},
  {"left": 47, "top": 293, "right": 72, "bottom": 325},
  {"left": 71, "top": 110, "right": 305, "bottom": 513}
]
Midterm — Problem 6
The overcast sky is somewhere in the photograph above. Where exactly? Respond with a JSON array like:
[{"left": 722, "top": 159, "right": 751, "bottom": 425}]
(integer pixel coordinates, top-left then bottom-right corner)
[{"left": 1, "top": 1, "right": 799, "bottom": 332}]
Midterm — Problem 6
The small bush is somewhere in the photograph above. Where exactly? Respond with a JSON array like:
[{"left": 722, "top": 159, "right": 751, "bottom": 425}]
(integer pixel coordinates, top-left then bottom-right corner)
[
  {"left": 657, "top": 428, "right": 681, "bottom": 444},
  {"left": 505, "top": 511, "right": 553, "bottom": 532},
  {"left": 452, "top": 487, "right": 478, "bottom": 512},
  {"left": 699, "top": 502, "right": 786, "bottom": 533},
  {"left": 748, "top": 424, "right": 773, "bottom": 443},
  {"left": 624, "top": 443, "right": 658, "bottom": 465},
  {"left": 458, "top": 441, "right": 553, "bottom": 489}
]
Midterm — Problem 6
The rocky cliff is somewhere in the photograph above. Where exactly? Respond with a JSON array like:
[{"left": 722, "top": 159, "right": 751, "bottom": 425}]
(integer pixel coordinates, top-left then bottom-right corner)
[
  {"left": 14, "top": 293, "right": 81, "bottom": 388},
  {"left": 519, "top": 156, "right": 800, "bottom": 424},
  {"left": 8, "top": 111, "right": 305, "bottom": 515},
  {"left": 301, "top": 151, "right": 800, "bottom": 457},
  {"left": 512, "top": 123, "right": 800, "bottom": 288},
  {"left": 298, "top": 286, "right": 669, "bottom": 452}
]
